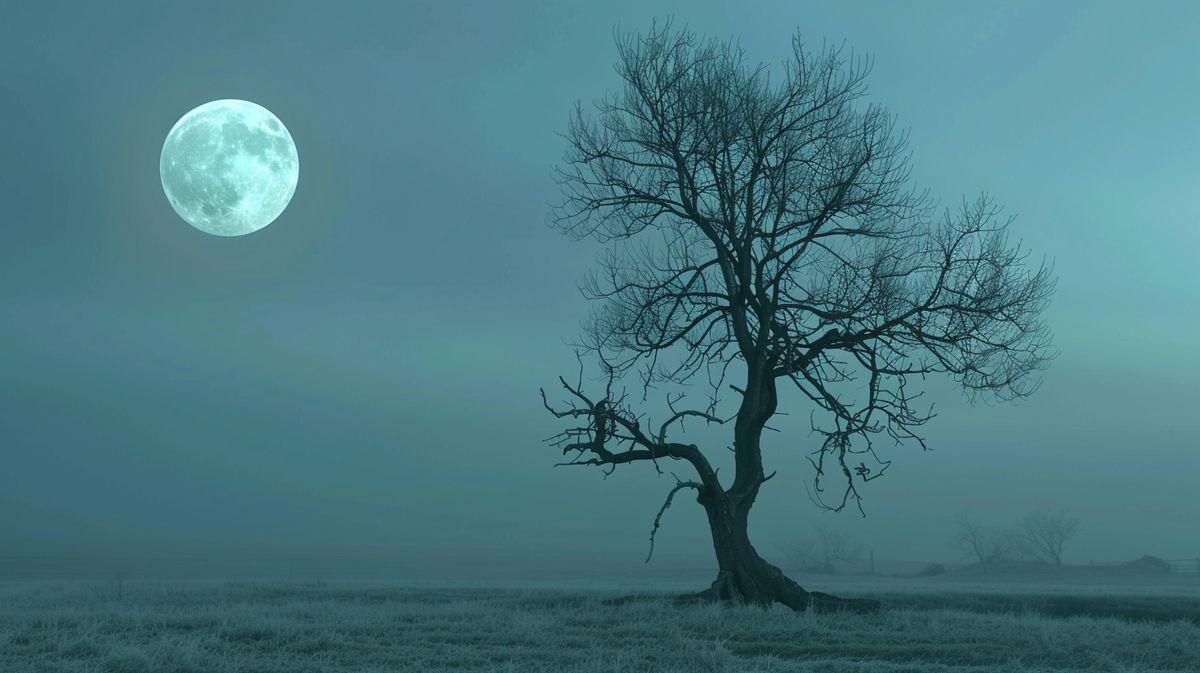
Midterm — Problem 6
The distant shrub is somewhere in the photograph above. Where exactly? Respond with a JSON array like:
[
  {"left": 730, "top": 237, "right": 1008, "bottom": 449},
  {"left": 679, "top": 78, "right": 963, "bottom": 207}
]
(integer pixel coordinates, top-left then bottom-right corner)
[
  {"left": 914, "top": 563, "right": 947, "bottom": 577},
  {"left": 1125, "top": 555, "right": 1172, "bottom": 573}
]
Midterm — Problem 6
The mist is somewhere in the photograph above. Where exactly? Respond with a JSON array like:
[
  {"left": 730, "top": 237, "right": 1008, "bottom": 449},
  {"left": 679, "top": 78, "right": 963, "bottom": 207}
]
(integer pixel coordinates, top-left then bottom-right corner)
[{"left": 2, "top": 0, "right": 1197, "bottom": 586}]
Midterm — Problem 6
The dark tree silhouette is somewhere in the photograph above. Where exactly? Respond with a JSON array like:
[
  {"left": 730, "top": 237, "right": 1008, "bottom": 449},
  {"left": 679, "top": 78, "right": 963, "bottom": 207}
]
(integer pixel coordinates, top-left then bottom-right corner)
[
  {"left": 951, "top": 511, "right": 1021, "bottom": 565},
  {"left": 541, "top": 22, "right": 1055, "bottom": 611},
  {"left": 1018, "top": 509, "right": 1080, "bottom": 566}
]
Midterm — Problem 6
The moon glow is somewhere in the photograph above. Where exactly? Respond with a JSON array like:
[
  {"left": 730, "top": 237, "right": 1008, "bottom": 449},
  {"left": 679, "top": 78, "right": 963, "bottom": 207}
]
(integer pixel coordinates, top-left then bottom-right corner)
[{"left": 160, "top": 99, "right": 299, "bottom": 236}]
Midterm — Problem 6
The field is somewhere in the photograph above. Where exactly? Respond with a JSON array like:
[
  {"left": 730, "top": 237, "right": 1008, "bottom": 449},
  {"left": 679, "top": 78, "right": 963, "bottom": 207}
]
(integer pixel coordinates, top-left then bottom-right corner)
[{"left": 2, "top": 573, "right": 1199, "bottom": 673}]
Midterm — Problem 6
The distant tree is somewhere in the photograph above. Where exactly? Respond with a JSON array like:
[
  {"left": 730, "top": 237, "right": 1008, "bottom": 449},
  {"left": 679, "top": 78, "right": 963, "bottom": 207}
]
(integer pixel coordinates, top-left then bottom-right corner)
[
  {"left": 951, "top": 511, "right": 1020, "bottom": 564},
  {"left": 111, "top": 570, "right": 129, "bottom": 601},
  {"left": 1017, "top": 509, "right": 1080, "bottom": 565},
  {"left": 781, "top": 525, "right": 863, "bottom": 574},
  {"left": 541, "top": 21, "right": 1055, "bottom": 611}
]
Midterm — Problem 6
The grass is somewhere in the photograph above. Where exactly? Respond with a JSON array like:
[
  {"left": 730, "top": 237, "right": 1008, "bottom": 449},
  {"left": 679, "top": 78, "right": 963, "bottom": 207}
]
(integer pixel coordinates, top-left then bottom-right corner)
[{"left": 1, "top": 578, "right": 1198, "bottom": 672}]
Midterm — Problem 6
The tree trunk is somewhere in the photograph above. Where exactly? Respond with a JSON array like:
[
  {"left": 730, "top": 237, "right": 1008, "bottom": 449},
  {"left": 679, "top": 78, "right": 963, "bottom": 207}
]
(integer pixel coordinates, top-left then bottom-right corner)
[
  {"left": 680, "top": 487, "right": 881, "bottom": 613},
  {"left": 677, "top": 365, "right": 879, "bottom": 613}
]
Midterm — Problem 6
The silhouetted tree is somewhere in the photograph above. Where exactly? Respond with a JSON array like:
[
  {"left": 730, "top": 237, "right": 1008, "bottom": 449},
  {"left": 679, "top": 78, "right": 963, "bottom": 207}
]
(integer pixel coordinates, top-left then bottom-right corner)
[
  {"left": 951, "top": 511, "right": 1021, "bottom": 564},
  {"left": 780, "top": 525, "right": 863, "bottom": 574},
  {"left": 1018, "top": 509, "right": 1080, "bottom": 565},
  {"left": 542, "top": 21, "right": 1055, "bottom": 611}
]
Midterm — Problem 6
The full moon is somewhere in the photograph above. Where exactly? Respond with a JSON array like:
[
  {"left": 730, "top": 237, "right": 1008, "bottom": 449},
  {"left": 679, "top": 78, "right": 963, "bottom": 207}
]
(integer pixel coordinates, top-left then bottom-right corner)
[{"left": 160, "top": 99, "right": 299, "bottom": 236}]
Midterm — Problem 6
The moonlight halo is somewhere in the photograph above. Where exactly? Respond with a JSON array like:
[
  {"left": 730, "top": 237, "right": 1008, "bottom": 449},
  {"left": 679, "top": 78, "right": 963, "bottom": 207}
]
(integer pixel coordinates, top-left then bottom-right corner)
[{"left": 160, "top": 99, "right": 299, "bottom": 237}]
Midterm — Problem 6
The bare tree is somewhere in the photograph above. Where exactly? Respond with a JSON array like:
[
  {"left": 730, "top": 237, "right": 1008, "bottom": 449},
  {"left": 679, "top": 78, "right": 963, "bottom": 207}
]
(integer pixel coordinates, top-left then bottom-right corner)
[
  {"left": 542, "top": 22, "right": 1054, "bottom": 611},
  {"left": 951, "top": 511, "right": 1021, "bottom": 564},
  {"left": 781, "top": 525, "right": 863, "bottom": 574},
  {"left": 1018, "top": 509, "right": 1080, "bottom": 565}
]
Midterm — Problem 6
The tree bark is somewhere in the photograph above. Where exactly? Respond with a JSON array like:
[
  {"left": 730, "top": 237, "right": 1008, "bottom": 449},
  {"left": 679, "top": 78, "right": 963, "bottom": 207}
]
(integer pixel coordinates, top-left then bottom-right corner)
[
  {"left": 678, "top": 486, "right": 880, "bottom": 613},
  {"left": 683, "top": 365, "right": 880, "bottom": 614}
]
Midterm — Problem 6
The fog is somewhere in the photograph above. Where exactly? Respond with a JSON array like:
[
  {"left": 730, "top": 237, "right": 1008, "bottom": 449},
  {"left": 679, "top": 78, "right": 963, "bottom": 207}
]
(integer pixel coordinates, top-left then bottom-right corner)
[{"left": 2, "top": 0, "right": 1197, "bottom": 583}]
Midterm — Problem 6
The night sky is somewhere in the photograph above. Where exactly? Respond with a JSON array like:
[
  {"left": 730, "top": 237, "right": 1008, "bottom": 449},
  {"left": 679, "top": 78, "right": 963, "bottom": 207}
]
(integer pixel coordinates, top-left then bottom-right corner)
[{"left": 2, "top": 0, "right": 1197, "bottom": 578}]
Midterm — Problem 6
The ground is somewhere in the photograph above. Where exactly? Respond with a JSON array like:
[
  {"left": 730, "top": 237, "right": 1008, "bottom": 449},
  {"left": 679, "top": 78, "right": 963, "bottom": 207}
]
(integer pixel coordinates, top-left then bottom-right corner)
[{"left": 1, "top": 573, "right": 1198, "bottom": 672}]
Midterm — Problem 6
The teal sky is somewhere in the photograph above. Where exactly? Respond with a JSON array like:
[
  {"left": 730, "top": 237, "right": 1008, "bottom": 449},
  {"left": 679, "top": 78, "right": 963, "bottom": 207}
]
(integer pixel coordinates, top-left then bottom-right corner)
[{"left": 1, "top": 0, "right": 1196, "bottom": 577}]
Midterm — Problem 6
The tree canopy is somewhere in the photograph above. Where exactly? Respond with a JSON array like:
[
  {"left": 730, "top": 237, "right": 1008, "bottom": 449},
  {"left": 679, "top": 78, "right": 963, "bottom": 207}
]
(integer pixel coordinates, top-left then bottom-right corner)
[{"left": 546, "top": 22, "right": 1055, "bottom": 514}]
